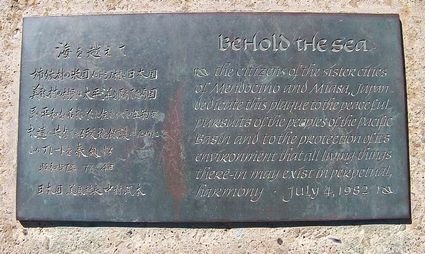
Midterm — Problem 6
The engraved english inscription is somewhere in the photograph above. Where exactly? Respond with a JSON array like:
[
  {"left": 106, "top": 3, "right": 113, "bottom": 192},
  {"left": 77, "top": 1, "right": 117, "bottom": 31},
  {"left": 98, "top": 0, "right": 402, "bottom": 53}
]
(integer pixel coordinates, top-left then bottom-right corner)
[{"left": 17, "top": 14, "right": 410, "bottom": 222}]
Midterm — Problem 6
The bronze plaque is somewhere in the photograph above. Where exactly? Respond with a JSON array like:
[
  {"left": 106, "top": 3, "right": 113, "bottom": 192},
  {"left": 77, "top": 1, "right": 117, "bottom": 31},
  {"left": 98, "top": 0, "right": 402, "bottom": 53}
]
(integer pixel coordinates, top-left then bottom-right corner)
[{"left": 17, "top": 13, "right": 410, "bottom": 223}]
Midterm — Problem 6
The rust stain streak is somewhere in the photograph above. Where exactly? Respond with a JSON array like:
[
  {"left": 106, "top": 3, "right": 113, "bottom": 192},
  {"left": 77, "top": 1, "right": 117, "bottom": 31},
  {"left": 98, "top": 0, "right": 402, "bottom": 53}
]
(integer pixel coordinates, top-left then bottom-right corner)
[{"left": 160, "top": 87, "right": 187, "bottom": 211}]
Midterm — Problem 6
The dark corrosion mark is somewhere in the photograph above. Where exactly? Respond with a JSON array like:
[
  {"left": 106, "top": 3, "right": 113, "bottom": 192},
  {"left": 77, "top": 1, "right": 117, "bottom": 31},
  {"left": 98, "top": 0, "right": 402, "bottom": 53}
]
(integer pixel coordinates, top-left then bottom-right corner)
[{"left": 160, "top": 86, "right": 187, "bottom": 211}]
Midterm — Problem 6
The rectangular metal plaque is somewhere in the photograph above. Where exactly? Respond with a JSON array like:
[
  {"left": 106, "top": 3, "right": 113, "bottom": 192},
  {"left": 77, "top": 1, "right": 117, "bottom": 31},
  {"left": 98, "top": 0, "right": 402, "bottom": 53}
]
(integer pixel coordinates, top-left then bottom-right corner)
[{"left": 17, "top": 13, "right": 410, "bottom": 223}]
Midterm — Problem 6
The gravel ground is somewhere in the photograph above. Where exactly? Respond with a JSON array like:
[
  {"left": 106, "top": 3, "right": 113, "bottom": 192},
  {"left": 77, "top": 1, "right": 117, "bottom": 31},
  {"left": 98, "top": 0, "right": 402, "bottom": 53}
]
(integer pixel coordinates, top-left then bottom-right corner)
[{"left": 0, "top": 0, "right": 424, "bottom": 253}]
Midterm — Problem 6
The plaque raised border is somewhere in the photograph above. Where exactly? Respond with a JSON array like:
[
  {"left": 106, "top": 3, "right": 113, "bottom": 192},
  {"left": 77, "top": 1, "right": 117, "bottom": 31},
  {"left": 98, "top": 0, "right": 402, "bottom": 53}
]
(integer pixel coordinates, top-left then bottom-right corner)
[{"left": 17, "top": 13, "right": 410, "bottom": 224}]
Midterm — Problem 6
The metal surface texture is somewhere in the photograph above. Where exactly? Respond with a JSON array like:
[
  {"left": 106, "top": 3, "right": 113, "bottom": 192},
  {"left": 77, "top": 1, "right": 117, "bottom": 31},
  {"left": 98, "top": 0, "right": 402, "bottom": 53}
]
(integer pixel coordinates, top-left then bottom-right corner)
[{"left": 17, "top": 13, "right": 410, "bottom": 223}]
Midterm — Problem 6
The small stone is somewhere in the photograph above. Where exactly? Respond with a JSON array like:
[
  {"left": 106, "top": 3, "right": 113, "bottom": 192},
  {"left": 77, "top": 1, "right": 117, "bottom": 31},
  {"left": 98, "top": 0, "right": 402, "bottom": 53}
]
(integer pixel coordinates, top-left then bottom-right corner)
[
  {"left": 43, "top": 238, "right": 50, "bottom": 250},
  {"left": 277, "top": 238, "right": 283, "bottom": 245},
  {"left": 329, "top": 237, "right": 342, "bottom": 244}
]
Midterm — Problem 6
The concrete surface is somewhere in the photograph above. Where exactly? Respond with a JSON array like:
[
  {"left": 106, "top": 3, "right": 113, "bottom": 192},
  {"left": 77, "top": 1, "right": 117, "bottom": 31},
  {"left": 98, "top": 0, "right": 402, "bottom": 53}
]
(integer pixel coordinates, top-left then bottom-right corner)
[{"left": 0, "top": 0, "right": 424, "bottom": 253}]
